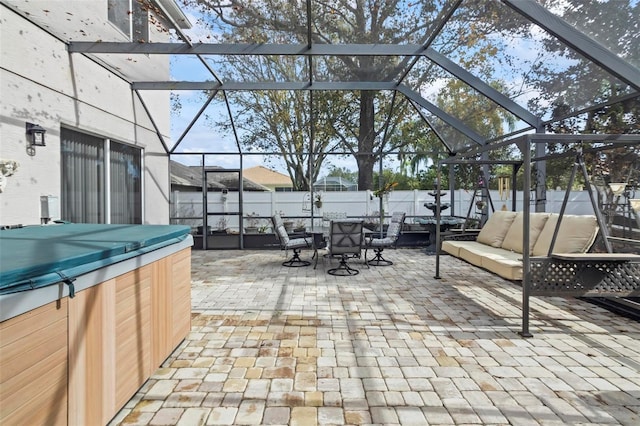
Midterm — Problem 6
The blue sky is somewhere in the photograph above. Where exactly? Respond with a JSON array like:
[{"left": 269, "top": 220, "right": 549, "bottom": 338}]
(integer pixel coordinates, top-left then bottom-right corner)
[{"left": 168, "top": 1, "right": 633, "bottom": 173}]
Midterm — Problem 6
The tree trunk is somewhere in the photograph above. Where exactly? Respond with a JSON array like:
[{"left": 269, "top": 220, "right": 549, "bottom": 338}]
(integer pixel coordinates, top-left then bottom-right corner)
[
  {"left": 292, "top": 163, "right": 309, "bottom": 191},
  {"left": 357, "top": 90, "right": 376, "bottom": 190}
]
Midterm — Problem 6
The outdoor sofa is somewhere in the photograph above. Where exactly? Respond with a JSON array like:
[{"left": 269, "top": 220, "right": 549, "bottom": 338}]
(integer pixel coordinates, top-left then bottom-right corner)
[{"left": 441, "top": 211, "right": 599, "bottom": 281}]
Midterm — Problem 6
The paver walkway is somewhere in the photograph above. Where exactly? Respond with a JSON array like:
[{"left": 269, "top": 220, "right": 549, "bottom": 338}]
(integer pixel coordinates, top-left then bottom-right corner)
[{"left": 110, "top": 249, "right": 640, "bottom": 425}]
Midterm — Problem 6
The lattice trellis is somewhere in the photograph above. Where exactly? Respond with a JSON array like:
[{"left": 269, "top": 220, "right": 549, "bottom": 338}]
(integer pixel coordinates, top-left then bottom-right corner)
[{"left": 530, "top": 257, "right": 640, "bottom": 296}]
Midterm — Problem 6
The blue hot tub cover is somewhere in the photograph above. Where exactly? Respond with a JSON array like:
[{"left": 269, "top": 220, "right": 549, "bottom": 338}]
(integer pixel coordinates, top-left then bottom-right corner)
[{"left": 0, "top": 223, "right": 191, "bottom": 295}]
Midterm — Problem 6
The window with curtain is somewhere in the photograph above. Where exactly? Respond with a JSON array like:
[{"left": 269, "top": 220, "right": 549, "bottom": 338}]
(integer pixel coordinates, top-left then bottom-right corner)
[
  {"left": 110, "top": 142, "right": 142, "bottom": 224},
  {"left": 61, "top": 128, "right": 142, "bottom": 224}
]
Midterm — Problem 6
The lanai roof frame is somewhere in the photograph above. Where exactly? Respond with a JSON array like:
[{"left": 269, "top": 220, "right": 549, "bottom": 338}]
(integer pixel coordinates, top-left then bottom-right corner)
[{"left": 45, "top": 0, "right": 636, "bottom": 157}]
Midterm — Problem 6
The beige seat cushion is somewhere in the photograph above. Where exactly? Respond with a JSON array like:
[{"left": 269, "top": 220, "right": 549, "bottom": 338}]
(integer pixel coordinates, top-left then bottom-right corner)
[
  {"left": 476, "top": 211, "right": 517, "bottom": 247},
  {"left": 441, "top": 240, "right": 460, "bottom": 257},
  {"left": 501, "top": 212, "right": 550, "bottom": 254},
  {"left": 444, "top": 240, "right": 525, "bottom": 280},
  {"left": 457, "top": 244, "right": 486, "bottom": 266},
  {"left": 441, "top": 240, "right": 481, "bottom": 257},
  {"left": 480, "top": 255, "right": 523, "bottom": 281},
  {"left": 458, "top": 243, "right": 519, "bottom": 268},
  {"left": 532, "top": 214, "right": 598, "bottom": 256},
  {"left": 446, "top": 241, "right": 523, "bottom": 280}
]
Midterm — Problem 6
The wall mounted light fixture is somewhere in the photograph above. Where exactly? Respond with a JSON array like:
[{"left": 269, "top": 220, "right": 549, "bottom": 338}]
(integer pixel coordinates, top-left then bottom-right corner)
[{"left": 26, "top": 122, "right": 46, "bottom": 147}]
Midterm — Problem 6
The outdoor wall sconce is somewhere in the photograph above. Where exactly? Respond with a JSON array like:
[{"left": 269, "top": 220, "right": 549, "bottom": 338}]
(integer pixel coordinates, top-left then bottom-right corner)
[{"left": 26, "top": 122, "right": 46, "bottom": 147}]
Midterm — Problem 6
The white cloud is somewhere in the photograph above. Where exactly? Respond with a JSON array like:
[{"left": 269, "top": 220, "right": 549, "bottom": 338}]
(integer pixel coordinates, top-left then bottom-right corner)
[{"left": 418, "top": 77, "right": 448, "bottom": 99}]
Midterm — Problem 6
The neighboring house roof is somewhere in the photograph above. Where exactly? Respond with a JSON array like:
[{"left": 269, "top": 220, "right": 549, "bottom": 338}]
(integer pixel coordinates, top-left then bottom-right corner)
[
  {"left": 205, "top": 169, "right": 270, "bottom": 191},
  {"left": 243, "top": 166, "right": 293, "bottom": 187},
  {"left": 170, "top": 161, "right": 224, "bottom": 190},
  {"left": 170, "top": 161, "right": 269, "bottom": 191}
]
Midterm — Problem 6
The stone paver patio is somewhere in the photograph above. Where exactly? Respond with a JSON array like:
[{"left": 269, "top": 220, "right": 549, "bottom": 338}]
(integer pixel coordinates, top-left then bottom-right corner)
[{"left": 110, "top": 248, "right": 640, "bottom": 425}]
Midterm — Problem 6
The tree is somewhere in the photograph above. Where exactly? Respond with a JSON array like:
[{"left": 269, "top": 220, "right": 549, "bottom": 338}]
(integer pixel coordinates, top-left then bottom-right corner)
[
  {"left": 582, "top": 97, "right": 640, "bottom": 183},
  {"left": 546, "top": 95, "right": 640, "bottom": 187},
  {"left": 397, "top": 75, "right": 518, "bottom": 190},
  {"left": 203, "top": 51, "right": 344, "bottom": 190},
  {"left": 531, "top": 0, "right": 638, "bottom": 132},
  {"left": 538, "top": 0, "right": 640, "bottom": 185},
  {"left": 180, "top": 0, "right": 507, "bottom": 190},
  {"left": 214, "top": 89, "right": 338, "bottom": 191}
]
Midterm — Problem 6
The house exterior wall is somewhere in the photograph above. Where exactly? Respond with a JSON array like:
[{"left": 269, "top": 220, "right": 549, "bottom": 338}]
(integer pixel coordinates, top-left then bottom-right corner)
[{"left": 0, "top": 2, "right": 175, "bottom": 226}]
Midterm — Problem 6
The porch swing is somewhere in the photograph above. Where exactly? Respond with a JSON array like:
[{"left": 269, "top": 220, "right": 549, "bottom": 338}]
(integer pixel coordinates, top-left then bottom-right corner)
[
  {"left": 433, "top": 134, "right": 640, "bottom": 337},
  {"left": 529, "top": 148, "right": 640, "bottom": 296}
]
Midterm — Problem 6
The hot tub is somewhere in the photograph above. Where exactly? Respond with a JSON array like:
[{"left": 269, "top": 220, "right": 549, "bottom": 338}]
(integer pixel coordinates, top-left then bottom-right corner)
[{"left": 0, "top": 223, "right": 193, "bottom": 425}]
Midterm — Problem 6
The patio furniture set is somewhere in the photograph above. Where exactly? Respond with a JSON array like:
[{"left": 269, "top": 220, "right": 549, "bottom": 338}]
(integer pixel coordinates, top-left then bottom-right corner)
[
  {"left": 271, "top": 212, "right": 406, "bottom": 275},
  {"left": 441, "top": 208, "right": 640, "bottom": 292}
]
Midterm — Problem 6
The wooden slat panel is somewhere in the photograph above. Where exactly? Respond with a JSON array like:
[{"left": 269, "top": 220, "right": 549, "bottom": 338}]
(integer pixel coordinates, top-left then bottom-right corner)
[
  {"left": 115, "top": 265, "right": 152, "bottom": 408},
  {"left": 0, "top": 316, "right": 66, "bottom": 383},
  {"left": 68, "top": 279, "right": 116, "bottom": 426},
  {"left": 1, "top": 347, "right": 68, "bottom": 426},
  {"left": 0, "top": 299, "right": 68, "bottom": 426},
  {"left": 151, "top": 255, "right": 171, "bottom": 367},
  {"left": 172, "top": 248, "right": 192, "bottom": 347},
  {"left": 0, "top": 296, "right": 66, "bottom": 347}
]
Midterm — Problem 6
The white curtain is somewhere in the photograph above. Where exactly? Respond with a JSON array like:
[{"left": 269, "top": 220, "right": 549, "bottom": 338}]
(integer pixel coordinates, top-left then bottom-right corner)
[
  {"left": 61, "top": 128, "right": 141, "bottom": 224},
  {"left": 61, "top": 128, "right": 104, "bottom": 223}
]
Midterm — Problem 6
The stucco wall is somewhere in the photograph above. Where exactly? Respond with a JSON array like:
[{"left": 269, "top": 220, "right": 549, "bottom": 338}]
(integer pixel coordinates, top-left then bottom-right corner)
[{"left": 0, "top": 3, "right": 172, "bottom": 226}]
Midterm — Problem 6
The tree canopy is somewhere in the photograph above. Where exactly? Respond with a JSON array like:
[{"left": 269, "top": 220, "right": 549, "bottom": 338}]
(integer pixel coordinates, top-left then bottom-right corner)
[
  {"left": 174, "top": 0, "right": 639, "bottom": 193},
  {"left": 179, "top": 0, "right": 511, "bottom": 190}
]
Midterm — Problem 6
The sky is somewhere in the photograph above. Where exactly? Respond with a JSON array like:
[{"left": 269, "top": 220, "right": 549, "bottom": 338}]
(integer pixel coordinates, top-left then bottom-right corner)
[
  {"left": 168, "top": 54, "right": 368, "bottom": 174},
  {"left": 167, "top": 0, "right": 633, "bottom": 174},
  {"left": 167, "top": 2, "right": 521, "bottom": 174},
  {"left": 168, "top": 8, "right": 261, "bottom": 169}
]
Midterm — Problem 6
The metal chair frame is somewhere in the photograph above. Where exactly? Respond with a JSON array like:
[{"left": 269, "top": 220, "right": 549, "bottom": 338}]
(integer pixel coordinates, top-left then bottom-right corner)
[
  {"left": 272, "top": 214, "right": 312, "bottom": 267},
  {"left": 327, "top": 220, "right": 365, "bottom": 276},
  {"left": 365, "top": 212, "right": 405, "bottom": 266}
]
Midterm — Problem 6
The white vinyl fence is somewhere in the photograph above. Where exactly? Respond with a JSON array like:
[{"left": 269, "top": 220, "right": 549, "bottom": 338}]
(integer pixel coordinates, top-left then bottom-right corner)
[{"left": 170, "top": 189, "right": 598, "bottom": 233}]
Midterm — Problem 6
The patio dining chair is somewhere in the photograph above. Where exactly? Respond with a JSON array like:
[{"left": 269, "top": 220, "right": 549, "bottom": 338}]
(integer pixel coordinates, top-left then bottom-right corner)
[
  {"left": 365, "top": 212, "right": 405, "bottom": 266},
  {"left": 272, "top": 213, "right": 312, "bottom": 267},
  {"left": 322, "top": 211, "right": 347, "bottom": 235},
  {"left": 327, "top": 220, "right": 365, "bottom": 276}
]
